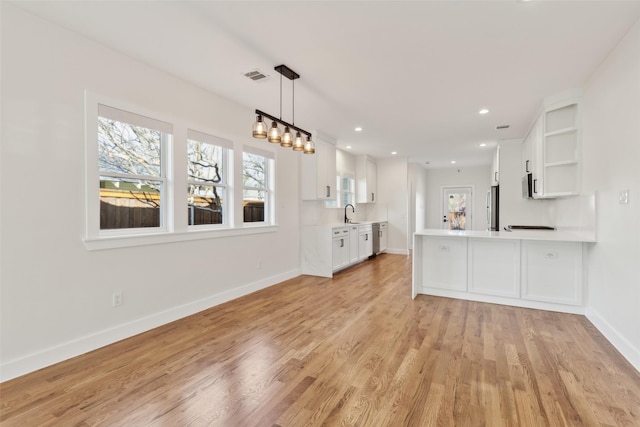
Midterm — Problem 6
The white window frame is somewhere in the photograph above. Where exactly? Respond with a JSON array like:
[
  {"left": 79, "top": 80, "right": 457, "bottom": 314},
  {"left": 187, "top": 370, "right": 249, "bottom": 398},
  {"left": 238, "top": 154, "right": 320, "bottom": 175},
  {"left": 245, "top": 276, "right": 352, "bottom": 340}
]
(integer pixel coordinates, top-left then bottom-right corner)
[
  {"left": 84, "top": 92, "right": 277, "bottom": 251},
  {"left": 187, "top": 129, "right": 233, "bottom": 229},
  {"left": 86, "top": 94, "right": 173, "bottom": 240}
]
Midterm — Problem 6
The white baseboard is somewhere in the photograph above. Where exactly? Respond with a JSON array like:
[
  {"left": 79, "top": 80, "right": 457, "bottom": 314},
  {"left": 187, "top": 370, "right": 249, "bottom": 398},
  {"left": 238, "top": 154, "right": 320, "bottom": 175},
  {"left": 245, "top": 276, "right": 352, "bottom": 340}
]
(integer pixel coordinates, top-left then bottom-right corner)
[
  {"left": 585, "top": 307, "right": 640, "bottom": 372},
  {"left": 385, "top": 248, "right": 410, "bottom": 255},
  {"left": 0, "top": 269, "right": 300, "bottom": 382}
]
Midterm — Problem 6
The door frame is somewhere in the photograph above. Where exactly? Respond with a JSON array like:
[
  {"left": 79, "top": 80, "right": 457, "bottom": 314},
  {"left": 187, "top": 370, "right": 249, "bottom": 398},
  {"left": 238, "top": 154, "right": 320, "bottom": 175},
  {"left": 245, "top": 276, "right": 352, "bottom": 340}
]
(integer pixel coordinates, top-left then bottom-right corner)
[{"left": 441, "top": 185, "right": 474, "bottom": 230}]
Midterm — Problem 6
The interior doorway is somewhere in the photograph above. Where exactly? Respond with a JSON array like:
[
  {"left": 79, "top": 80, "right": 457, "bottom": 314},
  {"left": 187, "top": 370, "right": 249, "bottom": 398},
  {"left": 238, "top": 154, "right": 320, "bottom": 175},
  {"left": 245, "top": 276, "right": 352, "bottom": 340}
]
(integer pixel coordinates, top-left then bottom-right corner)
[{"left": 442, "top": 187, "right": 472, "bottom": 230}]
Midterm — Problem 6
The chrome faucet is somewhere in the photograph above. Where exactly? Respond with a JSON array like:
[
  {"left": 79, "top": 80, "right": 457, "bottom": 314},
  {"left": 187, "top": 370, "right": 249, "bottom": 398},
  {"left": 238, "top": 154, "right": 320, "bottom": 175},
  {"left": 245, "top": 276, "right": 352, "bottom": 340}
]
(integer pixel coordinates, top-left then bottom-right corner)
[{"left": 344, "top": 204, "right": 355, "bottom": 223}]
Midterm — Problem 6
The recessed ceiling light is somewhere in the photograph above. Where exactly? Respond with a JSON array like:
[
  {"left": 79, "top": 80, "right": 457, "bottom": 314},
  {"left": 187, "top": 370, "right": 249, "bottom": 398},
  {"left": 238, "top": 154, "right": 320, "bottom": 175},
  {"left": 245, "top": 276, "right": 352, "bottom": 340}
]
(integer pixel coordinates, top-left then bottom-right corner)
[
  {"left": 451, "top": 160, "right": 456, "bottom": 164},
  {"left": 354, "top": 127, "right": 363, "bottom": 132},
  {"left": 346, "top": 145, "right": 352, "bottom": 149},
  {"left": 479, "top": 143, "right": 487, "bottom": 147},
  {"left": 391, "top": 151, "right": 397, "bottom": 155},
  {"left": 478, "top": 108, "right": 490, "bottom": 115}
]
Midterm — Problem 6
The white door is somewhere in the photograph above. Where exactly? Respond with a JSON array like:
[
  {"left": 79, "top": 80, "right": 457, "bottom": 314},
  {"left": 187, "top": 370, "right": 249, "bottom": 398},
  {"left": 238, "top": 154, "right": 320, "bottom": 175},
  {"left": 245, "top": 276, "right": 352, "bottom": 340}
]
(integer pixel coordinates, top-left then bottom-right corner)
[{"left": 442, "top": 187, "right": 472, "bottom": 230}]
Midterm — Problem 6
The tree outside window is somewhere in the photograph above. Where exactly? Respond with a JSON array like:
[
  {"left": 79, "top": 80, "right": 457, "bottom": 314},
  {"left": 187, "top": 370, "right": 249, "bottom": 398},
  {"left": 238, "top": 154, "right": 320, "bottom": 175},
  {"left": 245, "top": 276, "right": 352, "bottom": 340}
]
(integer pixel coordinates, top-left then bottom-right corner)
[
  {"left": 242, "top": 152, "right": 268, "bottom": 223},
  {"left": 187, "top": 136, "right": 227, "bottom": 226},
  {"left": 98, "top": 114, "right": 167, "bottom": 230}
]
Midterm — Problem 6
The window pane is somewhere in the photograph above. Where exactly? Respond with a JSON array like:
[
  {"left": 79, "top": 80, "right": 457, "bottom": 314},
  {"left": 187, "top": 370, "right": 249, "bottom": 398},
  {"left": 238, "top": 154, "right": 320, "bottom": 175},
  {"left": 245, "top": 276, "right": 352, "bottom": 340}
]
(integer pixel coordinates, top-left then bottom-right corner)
[
  {"left": 187, "top": 140, "right": 224, "bottom": 184},
  {"left": 243, "top": 152, "right": 266, "bottom": 188},
  {"left": 100, "top": 177, "right": 161, "bottom": 229},
  {"left": 98, "top": 117, "right": 161, "bottom": 177},
  {"left": 188, "top": 184, "right": 224, "bottom": 225},
  {"left": 243, "top": 191, "right": 265, "bottom": 222}
]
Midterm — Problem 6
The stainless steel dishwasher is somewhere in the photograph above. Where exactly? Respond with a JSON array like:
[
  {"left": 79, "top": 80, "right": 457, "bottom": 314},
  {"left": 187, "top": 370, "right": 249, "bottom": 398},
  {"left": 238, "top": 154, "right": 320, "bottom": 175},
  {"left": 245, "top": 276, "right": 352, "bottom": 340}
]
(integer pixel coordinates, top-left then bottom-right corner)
[{"left": 371, "top": 223, "right": 380, "bottom": 256}]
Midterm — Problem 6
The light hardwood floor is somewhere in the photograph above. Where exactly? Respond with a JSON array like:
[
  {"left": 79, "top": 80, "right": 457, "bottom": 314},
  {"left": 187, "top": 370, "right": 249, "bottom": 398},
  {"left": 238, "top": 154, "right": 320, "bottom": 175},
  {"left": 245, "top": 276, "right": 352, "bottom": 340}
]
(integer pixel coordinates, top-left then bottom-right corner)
[{"left": 2, "top": 254, "right": 640, "bottom": 426}]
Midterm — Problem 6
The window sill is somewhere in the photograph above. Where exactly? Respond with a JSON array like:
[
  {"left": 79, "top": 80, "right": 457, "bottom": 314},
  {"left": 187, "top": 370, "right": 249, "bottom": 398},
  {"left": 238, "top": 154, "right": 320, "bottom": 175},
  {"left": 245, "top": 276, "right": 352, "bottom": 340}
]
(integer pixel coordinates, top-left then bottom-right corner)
[{"left": 83, "top": 225, "right": 279, "bottom": 251}]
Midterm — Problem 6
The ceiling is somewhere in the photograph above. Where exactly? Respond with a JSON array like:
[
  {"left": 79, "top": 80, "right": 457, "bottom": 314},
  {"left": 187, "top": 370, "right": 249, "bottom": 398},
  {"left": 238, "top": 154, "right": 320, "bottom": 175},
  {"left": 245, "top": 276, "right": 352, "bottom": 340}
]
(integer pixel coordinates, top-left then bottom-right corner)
[{"left": 13, "top": 1, "right": 640, "bottom": 168}]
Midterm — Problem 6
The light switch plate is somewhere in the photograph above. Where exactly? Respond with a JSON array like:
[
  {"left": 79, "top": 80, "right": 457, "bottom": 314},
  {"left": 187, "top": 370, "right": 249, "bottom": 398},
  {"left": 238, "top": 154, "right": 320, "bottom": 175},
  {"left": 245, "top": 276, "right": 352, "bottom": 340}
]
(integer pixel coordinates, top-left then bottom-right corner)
[{"left": 619, "top": 190, "right": 629, "bottom": 205}]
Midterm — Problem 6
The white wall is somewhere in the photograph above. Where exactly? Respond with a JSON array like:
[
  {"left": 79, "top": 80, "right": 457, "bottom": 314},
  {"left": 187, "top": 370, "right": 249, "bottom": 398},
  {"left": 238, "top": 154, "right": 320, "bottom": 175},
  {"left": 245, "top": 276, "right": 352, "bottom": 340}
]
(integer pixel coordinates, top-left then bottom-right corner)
[
  {"left": 374, "top": 157, "right": 409, "bottom": 254},
  {"left": 408, "top": 163, "right": 428, "bottom": 241},
  {"left": 423, "top": 165, "right": 491, "bottom": 231},
  {"left": 498, "top": 141, "right": 555, "bottom": 228},
  {"left": 0, "top": 5, "right": 302, "bottom": 380},
  {"left": 581, "top": 18, "right": 640, "bottom": 370}
]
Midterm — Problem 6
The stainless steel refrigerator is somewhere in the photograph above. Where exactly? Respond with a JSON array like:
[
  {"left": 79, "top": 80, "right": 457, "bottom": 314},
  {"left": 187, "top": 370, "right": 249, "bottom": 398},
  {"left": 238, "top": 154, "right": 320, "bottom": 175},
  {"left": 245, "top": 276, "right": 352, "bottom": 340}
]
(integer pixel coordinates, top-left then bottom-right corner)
[{"left": 486, "top": 185, "right": 499, "bottom": 231}]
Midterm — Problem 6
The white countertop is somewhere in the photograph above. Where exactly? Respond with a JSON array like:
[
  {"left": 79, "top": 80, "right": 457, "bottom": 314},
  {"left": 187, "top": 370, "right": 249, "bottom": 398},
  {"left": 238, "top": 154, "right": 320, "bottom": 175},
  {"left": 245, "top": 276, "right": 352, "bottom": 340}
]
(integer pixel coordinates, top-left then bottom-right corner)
[
  {"left": 414, "top": 228, "right": 596, "bottom": 243},
  {"left": 331, "top": 220, "right": 386, "bottom": 229}
]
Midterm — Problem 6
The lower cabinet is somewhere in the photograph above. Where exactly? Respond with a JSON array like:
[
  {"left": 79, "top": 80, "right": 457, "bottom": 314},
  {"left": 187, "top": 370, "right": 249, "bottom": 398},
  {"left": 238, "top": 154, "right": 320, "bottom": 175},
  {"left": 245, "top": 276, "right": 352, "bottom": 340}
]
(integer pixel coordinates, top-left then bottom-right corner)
[
  {"left": 420, "top": 236, "right": 467, "bottom": 291},
  {"left": 349, "top": 225, "right": 359, "bottom": 264},
  {"left": 521, "top": 240, "right": 582, "bottom": 305},
  {"left": 413, "top": 234, "right": 585, "bottom": 312},
  {"left": 332, "top": 227, "right": 350, "bottom": 272},
  {"left": 379, "top": 222, "right": 388, "bottom": 253},
  {"left": 468, "top": 238, "right": 520, "bottom": 298},
  {"left": 359, "top": 224, "right": 373, "bottom": 261}
]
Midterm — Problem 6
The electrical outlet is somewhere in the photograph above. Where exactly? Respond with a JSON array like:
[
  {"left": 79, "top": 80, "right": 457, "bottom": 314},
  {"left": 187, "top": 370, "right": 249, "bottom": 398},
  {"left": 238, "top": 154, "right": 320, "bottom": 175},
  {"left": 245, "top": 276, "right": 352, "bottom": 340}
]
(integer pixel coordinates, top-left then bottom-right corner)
[
  {"left": 112, "top": 291, "right": 123, "bottom": 307},
  {"left": 619, "top": 190, "right": 629, "bottom": 205},
  {"left": 256, "top": 259, "right": 262, "bottom": 269}
]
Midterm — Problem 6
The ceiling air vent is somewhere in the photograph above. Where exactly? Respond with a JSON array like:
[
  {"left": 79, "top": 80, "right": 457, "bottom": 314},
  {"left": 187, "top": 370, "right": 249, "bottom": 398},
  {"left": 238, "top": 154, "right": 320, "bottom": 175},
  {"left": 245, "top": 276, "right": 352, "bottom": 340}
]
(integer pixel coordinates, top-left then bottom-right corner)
[
  {"left": 496, "top": 124, "right": 510, "bottom": 130},
  {"left": 244, "top": 69, "right": 268, "bottom": 81}
]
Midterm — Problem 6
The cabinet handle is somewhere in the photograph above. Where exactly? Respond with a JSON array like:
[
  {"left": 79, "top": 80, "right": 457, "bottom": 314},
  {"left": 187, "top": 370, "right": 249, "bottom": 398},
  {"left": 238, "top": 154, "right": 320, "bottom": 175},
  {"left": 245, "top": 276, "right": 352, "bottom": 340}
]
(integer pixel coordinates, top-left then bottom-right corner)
[
  {"left": 366, "top": 234, "right": 368, "bottom": 241},
  {"left": 525, "top": 160, "right": 530, "bottom": 173},
  {"left": 494, "top": 172, "right": 498, "bottom": 182},
  {"left": 533, "top": 179, "right": 538, "bottom": 194},
  {"left": 326, "top": 186, "right": 330, "bottom": 198},
  {"left": 371, "top": 192, "right": 374, "bottom": 202},
  {"left": 341, "top": 238, "right": 344, "bottom": 248}
]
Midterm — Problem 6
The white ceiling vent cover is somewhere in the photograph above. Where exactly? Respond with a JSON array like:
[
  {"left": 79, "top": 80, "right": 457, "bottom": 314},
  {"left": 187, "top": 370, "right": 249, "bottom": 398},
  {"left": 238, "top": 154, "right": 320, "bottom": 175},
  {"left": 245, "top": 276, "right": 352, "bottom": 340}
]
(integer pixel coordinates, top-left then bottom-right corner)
[{"left": 244, "top": 69, "right": 269, "bottom": 81}]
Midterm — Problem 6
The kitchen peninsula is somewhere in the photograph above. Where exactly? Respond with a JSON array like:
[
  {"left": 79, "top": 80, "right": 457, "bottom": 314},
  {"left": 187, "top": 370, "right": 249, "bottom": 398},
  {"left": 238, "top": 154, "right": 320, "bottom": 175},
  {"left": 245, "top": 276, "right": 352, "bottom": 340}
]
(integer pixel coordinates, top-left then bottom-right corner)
[{"left": 412, "top": 229, "right": 596, "bottom": 314}]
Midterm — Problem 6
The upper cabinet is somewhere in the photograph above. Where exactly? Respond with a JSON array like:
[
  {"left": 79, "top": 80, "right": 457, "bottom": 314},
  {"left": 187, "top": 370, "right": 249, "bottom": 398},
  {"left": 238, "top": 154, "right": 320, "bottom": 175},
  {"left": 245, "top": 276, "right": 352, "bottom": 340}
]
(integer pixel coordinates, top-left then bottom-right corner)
[
  {"left": 522, "top": 97, "right": 580, "bottom": 199},
  {"left": 356, "top": 155, "right": 377, "bottom": 203},
  {"left": 541, "top": 101, "right": 580, "bottom": 197},
  {"left": 301, "top": 132, "right": 337, "bottom": 201},
  {"left": 490, "top": 146, "right": 500, "bottom": 186}
]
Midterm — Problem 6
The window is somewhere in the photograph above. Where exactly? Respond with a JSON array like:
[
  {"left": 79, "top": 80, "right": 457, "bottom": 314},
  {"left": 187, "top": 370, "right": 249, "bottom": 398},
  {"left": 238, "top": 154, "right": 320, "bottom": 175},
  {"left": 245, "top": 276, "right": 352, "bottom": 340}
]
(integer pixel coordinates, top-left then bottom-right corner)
[
  {"left": 97, "top": 104, "right": 171, "bottom": 231},
  {"left": 187, "top": 130, "right": 232, "bottom": 227},
  {"left": 340, "top": 175, "right": 355, "bottom": 207},
  {"left": 242, "top": 148, "right": 274, "bottom": 224},
  {"left": 85, "top": 94, "right": 278, "bottom": 250}
]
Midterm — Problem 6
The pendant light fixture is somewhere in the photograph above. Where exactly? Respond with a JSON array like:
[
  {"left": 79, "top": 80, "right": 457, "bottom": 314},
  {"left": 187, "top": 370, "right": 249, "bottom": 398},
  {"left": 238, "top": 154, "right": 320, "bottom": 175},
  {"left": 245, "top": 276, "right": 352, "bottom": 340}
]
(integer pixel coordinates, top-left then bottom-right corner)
[{"left": 252, "top": 64, "right": 314, "bottom": 154}]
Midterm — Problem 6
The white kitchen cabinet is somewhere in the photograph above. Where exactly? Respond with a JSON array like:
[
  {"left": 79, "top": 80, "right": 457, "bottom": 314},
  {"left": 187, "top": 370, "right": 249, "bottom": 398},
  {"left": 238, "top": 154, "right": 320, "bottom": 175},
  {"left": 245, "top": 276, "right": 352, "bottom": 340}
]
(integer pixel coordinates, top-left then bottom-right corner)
[
  {"left": 332, "top": 227, "right": 350, "bottom": 272},
  {"left": 490, "top": 146, "right": 500, "bottom": 186},
  {"left": 356, "top": 155, "right": 377, "bottom": 203},
  {"left": 542, "top": 101, "right": 580, "bottom": 197},
  {"left": 349, "top": 225, "right": 359, "bottom": 264},
  {"left": 521, "top": 240, "right": 582, "bottom": 306},
  {"left": 419, "top": 236, "right": 467, "bottom": 291},
  {"left": 468, "top": 238, "right": 520, "bottom": 298},
  {"left": 301, "top": 132, "right": 337, "bottom": 201},
  {"left": 523, "top": 98, "right": 580, "bottom": 199},
  {"left": 522, "top": 115, "right": 543, "bottom": 197},
  {"left": 358, "top": 224, "right": 373, "bottom": 261},
  {"left": 379, "top": 222, "right": 388, "bottom": 253}
]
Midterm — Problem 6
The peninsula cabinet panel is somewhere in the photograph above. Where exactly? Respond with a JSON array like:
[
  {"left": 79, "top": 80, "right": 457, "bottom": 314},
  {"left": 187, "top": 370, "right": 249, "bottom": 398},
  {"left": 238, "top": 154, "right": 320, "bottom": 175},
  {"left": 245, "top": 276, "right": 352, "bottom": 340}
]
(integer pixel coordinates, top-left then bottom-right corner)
[
  {"left": 522, "top": 240, "right": 582, "bottom": 305},
  {"left": 468, "top": 238, "right": 520, "bottom": 298},
  {"left": 420, "top": 237, "right": 467, "bottom": 291}
]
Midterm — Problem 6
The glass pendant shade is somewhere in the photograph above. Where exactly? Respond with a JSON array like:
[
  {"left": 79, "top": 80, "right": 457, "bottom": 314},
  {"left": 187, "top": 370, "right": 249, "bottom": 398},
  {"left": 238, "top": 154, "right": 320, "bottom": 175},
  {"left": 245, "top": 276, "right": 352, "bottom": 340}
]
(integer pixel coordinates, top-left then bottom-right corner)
[
  {"left": 252, "top": 115, "right": 267, "bottom": 139},
  {"left": 281, "top": 126, "right": 293, "bottom": 147},
  {"left": 293, "top": 131, "right": 304, "bottom": 151},
  {"left": 268, "top": 121, "right": 281, "bottom": 143},
  {"left": 303, "top": 136, "right": 315, "bottom": 154}
]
